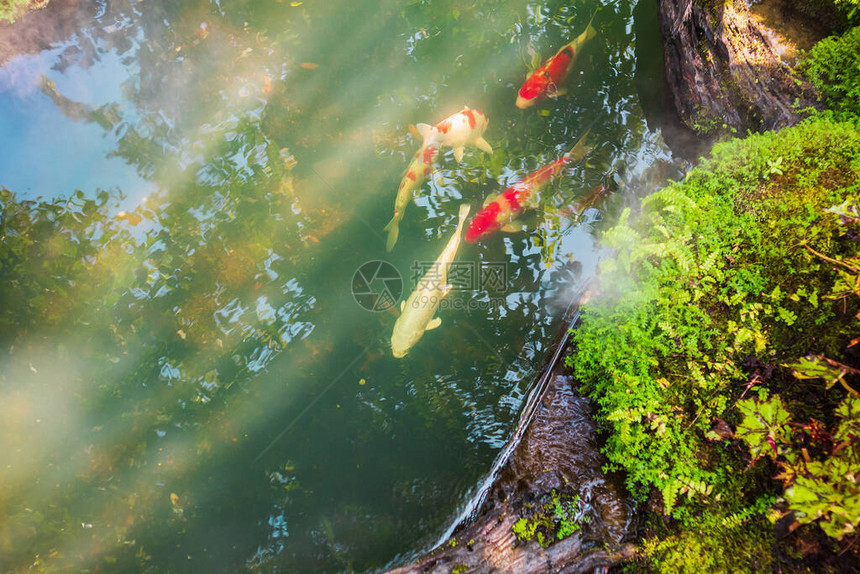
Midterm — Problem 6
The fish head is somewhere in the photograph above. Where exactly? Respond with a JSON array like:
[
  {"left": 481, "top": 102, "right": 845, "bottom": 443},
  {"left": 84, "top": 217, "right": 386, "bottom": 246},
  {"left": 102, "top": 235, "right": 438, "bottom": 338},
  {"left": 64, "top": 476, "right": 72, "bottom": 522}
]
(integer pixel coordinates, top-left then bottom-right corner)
[
  {"left": 515, "top": 96, "right": 533, "bottom": 109},
  {"left": 391, "top": 340, "right": 408, "bottom": 359},
  {"left": 517, "top": 70, "right": 550, "bottom": 109},
  {"left": 391, "top": 311, "right": 423, "bottom": 359},
  {"left": 465, "top": 202, "right": 502, "bottom": 243},
  {"left": 391, "top": 323, "right": 425, "bottom": 358},
  {"left": 390, "top": 326, "right": 410, "bottom": 358}
]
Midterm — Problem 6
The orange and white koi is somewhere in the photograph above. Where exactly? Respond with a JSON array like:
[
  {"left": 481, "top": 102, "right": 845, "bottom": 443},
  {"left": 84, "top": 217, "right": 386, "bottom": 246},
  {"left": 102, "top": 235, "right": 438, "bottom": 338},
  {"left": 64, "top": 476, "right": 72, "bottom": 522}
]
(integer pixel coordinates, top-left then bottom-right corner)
[
  {"left": 515, "top": 12, "right": 597, "bottom": 109},
  {"left": 383, "top": 143, "right": 439, "bottom": 252},
  {"left": 416, "top": 107, "right": 493, "bottom": 163},
  {"left": 465, "top": 130, "right": 591, "bottom": 243}
]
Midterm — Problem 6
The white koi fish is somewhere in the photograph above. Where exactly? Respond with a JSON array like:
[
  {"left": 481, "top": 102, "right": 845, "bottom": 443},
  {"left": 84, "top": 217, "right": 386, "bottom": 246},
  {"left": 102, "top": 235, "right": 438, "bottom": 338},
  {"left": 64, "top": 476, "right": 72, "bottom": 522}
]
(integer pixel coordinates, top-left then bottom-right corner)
[
  {"left": 416, "top": 107, "right": 493, "bottom": 163},
  {"left": 383, "top": 143, "right": 439, "bottom": 252},
  {"left": 391, "top": 203, "right": 471, "bottom": 358}
]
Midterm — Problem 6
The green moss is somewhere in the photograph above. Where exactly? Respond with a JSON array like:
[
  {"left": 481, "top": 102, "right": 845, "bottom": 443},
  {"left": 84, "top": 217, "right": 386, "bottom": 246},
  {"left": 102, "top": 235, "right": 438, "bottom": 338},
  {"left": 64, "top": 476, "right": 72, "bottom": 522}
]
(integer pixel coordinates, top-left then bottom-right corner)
[
  {"left": 639, "top": 514, "right": 775, "bottom": 574},
  {"left": 569, "top": 116, "right": 860, "bottom": 571}
]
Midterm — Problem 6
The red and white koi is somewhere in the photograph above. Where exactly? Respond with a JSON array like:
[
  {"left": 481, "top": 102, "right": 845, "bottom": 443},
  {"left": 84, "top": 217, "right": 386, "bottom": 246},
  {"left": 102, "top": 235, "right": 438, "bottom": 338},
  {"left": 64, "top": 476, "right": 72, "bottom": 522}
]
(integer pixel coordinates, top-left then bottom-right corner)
[
  {"left": 515, "top": 12, "right": 597, "bottom": 109},
  {"left": 416, "top": 107, "right": 493, "bottom": 163},
  {"left": 383, "top": 143, "right": 439, "bottom": 252},
  {"left": 465, "top": 130, "right": 591, "bottom": 243}
]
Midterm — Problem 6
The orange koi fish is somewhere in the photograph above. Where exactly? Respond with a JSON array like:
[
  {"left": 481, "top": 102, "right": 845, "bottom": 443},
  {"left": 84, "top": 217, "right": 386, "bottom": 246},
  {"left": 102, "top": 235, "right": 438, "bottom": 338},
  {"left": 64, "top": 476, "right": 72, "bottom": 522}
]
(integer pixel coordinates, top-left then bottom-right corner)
[
  {"left": 465, "top": 130, "right": 591, "bottom": 243},
  {"left": 516, "top": 12, "right": 597, "bottom": 109}
]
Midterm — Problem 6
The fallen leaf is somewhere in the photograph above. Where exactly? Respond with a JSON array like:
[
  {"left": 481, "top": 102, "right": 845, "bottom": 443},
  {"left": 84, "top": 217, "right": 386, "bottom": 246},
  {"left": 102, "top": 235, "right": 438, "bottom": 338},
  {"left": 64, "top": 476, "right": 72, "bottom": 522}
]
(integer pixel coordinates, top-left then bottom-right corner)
[{"left": 300, "top": 62, "right": 319, "bottom": 69}]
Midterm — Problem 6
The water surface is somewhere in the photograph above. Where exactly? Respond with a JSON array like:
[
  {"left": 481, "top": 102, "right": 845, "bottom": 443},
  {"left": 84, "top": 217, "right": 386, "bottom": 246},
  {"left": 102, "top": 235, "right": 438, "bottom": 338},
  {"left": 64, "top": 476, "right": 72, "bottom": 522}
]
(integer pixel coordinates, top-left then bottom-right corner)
[{"left": 0, "top": 1, "right": 676, "bottom": 571}]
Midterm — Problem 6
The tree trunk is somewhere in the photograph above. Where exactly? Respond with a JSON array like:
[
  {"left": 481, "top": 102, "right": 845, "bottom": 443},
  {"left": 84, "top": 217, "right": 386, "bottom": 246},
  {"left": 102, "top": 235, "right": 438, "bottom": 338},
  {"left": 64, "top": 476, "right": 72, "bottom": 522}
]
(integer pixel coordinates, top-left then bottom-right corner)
[{"left": 657, "top": 0, "right": 819, "bottom": 137}]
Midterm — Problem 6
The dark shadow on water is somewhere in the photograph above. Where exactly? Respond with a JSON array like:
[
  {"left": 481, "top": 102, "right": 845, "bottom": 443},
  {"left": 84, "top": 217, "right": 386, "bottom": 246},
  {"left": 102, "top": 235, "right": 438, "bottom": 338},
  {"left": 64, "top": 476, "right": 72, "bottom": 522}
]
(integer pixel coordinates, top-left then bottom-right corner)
[{"left": 632, "top": 0, "right": 708, "bottom": 162}]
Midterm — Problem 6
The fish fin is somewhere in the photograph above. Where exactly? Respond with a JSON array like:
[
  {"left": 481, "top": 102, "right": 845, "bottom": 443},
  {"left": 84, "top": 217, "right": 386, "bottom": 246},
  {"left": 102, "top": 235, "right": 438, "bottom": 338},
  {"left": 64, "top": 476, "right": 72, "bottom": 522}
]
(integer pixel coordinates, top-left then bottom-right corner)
[
  {"left": 566, "top": 126, "right": 594, "bottom": 163},
  {"left": 453, "top": 146, "right": 465, "bottom": 163},
  {"left": 384, "top": 215, "right": 400, "bottom": 252},
  {"left": 584, "top": 8, "right": 599, "bottom": 39},
  {"left": 500, "top": 221, "right": 525, "bottom": 233},
  {"left": 547, "top": 88, "right": 568, "bottom": 99},
  {"left": 455, "top": 204, "right": 471, "bottom": 237},
  {"left": 475, "top": 137, "right": 493, "bottom": 155},
  {"left": 457, "top": 203, "right": 471, "bottom": 223},
  {"left": 425, "top": 317, "right": 442, "bottom": 331},
  {"left": 416, "top": 123, "right": 434, "bottom": 143},
  {"left": 383, "top": 214, "right": 397, "bottom": 231},
  {"left": 400, "top": 301, "right": 406, "bottom": 312}
]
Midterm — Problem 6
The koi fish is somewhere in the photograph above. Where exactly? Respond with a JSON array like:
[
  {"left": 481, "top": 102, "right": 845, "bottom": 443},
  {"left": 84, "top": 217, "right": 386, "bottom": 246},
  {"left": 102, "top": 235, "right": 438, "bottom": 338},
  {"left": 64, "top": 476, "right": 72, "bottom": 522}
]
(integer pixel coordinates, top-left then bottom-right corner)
[
  {"left": 383, "top": 143, "right": 439, "bottom": 252},
  {"left": 416, "top": 107, "right": 493, "bottom": 163},
  {"left": 465, "top": 130, "right": 591, "bottom": 243},
  {"left": 570, "top": 177, "right": 613, "bottom": 214},
  {"left": 552, "top": 176, "right": 615, "bottom": 231},
  {"left": 391, "top": 204, "right": 471, "bottom": 358},
  {"left": 515, "top": 12, "right": 597, "bottom": 109}
]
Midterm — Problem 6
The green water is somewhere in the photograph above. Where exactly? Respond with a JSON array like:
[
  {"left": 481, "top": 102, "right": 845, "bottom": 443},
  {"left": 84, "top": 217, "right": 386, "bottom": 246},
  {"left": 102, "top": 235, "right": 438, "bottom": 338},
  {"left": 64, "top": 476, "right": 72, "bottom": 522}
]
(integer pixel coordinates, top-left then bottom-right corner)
[{"left": 0, "top": 0, "right": 675, "bottom": 571}]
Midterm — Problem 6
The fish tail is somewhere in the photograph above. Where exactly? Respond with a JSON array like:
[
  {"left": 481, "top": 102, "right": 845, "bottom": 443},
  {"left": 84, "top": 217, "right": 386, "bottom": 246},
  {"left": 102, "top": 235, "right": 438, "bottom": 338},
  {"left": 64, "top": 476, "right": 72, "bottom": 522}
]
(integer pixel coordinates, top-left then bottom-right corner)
[
  {"left": 384, "top": 214, "right": 400, "bottom": 252},
  {"left": 456, "top": 203, "right": 471, "bottom": 234},
  {"left": 566, "top": 127, "right": 593, "bottom": 163},
  {"left": 585, "top": 7, "right": 599, "bottom": 37},
  {"left": 569, "top": 8, "right": 598, "bottom": 48}
]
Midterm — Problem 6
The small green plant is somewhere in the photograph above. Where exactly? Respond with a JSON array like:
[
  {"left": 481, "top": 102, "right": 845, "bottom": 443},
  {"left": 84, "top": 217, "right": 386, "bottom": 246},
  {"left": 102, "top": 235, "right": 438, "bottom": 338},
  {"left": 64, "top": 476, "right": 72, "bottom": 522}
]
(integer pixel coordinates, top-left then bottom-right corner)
[
  {"left": 512, "top": 515, "right": 545, "bottom": 547},
  {"left": 511, "top": 491, "right": 590, "bottom": 548},
  {"left": 799, "top": 26, "right": 860, "bottom": 119},
  {"left": 736, "top": 395, "right": 860, "bottom": 540},
  {"left": 834, "top": 0, "right": 860, "bottom": 25},
  {"left": 735, "top": 395, "right": 792, "bottom": 460},
  {"left": 764, "top": 156, "right": 784, "bottom": 177}
]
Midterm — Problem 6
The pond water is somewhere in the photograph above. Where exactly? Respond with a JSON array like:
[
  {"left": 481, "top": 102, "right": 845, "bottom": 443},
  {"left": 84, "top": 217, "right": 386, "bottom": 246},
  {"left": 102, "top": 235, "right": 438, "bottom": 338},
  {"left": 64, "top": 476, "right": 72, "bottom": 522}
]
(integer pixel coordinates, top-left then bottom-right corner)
[{"left": 0, "top": 0, "right": 679, "bottom": 571}]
